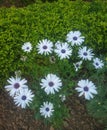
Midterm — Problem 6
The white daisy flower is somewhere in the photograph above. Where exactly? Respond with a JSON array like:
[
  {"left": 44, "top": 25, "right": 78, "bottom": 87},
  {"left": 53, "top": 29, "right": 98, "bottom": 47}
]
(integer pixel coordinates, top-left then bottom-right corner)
[
  {"left": 54, "top": 42, "right": 72, "bottom": 59},
  {"left": 14, "top": 89, "right": 34, "bottom": 108},
  {"left": 75, "top": 79, "right": 97, "bottom": 100},
  {"left": 37, "top": 39, "right": 53, "bottom": 55},
  {"left": 73, "top": 61, "right": 83, "bottom": 71},
  {"left": 5, "top": 76, "right": 28, "bottom": 97},
  {"left": 93, "top": 58, "right": 104, "bottom": 69},
  {"left": 78, "top": 46, "right": 94, "bottom": 60},
  {"left": 40, "top": 101, "right": 54, "bottom": 118},
  {"left": 22, "top": 42, "right": 32, "bottom": 52},
  {"left": 66, "top": 31, "right": 85, "bottom": 46},
  {"left": 40, "top": 74, "right": 62, "bottom": 95}
]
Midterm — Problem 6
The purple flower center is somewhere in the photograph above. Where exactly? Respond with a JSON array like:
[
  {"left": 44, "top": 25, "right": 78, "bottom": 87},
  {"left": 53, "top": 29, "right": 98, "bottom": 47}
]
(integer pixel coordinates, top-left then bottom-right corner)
[
  {"left": 76, "top": 64, "right": 79, "bottom": 67},
  {"left": 73, "top": 36, "right": 78, "bottom": 40},
  {"left": 61, "top": 49, "right": 66, "bottom": 53},
  {"left": 84, "top": 86, "right": 89, "bottom": 92},
  {"left": 26, "top": 47, "right": 29, "bottom": 50},
  {"left": 22, "top": 95, "right": 27, "bottom": 100},
  {"left": 45, "top": 107, "right": 49, "bottom": 112},
  {"left": 14, "top": 83, "right": 20, "bottom": 89},
  {"left": 96, "top": 62, "right": 99, "bottom": 66},
  {"left": 43, "top": 45, "right": 47, "bottom": 49},
  {"left": 83, "top": 52, "right": 87, "bottom": 56},
  {"left": 48, "top": 81, "right": 54, "bottom": 87}
]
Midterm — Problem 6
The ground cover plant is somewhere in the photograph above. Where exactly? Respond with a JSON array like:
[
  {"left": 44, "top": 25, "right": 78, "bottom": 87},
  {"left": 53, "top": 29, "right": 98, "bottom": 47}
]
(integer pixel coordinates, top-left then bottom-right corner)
[
  {"left": 0, "top": 0, "right": 107, "bottom": 129},
  {"left": 4, "top": 30, "right": 106, "bottom": 129}
]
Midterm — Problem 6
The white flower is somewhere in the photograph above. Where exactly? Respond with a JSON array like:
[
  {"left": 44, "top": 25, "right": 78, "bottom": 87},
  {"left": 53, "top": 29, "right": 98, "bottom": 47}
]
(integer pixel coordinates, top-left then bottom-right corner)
[
  {"left": 5, "top": 77, "right": 28, "bottom": 97},
  {"left": 78, "top": 46, "right": 94, "bottom": 60},
  {"left": 66, "top": 31, "right": 85, "bottom": 46},
  {"left": 37, "top": 39, "right": 53, "bottom": 55},
  {"left": 40, "top": 74, "right": 62, "bottom": 94},
  {"left": 93, "top": 58, "right": 104, "bottom": 69},
  {"left": 14, "top": 89, "right": 34, "bottom": 108},
  {"left": 75, "top": 79, "right": 97, "bottom": 100},
  {"left": 40, "top": 102, "right": 54, "bottom": 118},
  {"left": 54, "top": 42, "right": 72, "bottom": 59},
  {"left": 22, "top": 42, "right": 32, "bottom": 52},
  {"left": 73, "top": 61, "right": 82, "bottom": 71}
]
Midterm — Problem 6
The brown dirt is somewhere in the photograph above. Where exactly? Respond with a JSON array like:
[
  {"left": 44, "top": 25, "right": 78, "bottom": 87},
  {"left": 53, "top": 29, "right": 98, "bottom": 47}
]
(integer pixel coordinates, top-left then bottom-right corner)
[
  {"left": 0, "top": 89, "right": 104, "bottom": 130},
  {"left": 0, "top": 0, "right": 92, "bottom": 8},
  {"left": 0, "top": 0, "right": 35, "bottom": 7}
]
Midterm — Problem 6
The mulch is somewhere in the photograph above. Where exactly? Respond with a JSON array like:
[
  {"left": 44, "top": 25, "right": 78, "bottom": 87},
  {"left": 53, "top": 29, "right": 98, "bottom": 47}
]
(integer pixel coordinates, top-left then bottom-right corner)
[{"left": 0, "top": 89, "right": 104, "bottom": 130}]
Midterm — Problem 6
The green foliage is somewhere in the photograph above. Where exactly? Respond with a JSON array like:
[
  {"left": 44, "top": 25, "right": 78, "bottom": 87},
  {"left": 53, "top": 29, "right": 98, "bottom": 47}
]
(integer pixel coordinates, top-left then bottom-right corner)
[
  {"left": 0, "top": 1, "right": 107, "bottom": 128},
  {"left": 27, "top": 55, "right": 75, "bottom": 129},
  {"left": 0, "top": 1, "right": 107, "bottom": 129},
  {"left": 0, "top": 0, "right": 107, "bottom": 87},
  {"left": 86, "top": 60, "right": 107, "bottom": 127}
]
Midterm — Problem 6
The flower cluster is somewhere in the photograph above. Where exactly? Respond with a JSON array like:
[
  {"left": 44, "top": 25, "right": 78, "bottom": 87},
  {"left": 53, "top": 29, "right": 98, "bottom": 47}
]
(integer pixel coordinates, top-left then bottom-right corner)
[
  {"left": 5, "top": 30, "right": 105, "bottom": 120},
  {"left": 5, "top": 74, "right": 34, "bottom": 108}
]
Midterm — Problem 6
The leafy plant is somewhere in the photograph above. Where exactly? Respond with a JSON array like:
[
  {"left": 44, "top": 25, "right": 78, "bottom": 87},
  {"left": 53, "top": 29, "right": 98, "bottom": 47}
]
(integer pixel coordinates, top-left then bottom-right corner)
[
  {"left": 1, "top": 0, "right": 107, "bottom": 129},
  {"left": 0, "top": 0, "right": 107, "bottom": 87}
]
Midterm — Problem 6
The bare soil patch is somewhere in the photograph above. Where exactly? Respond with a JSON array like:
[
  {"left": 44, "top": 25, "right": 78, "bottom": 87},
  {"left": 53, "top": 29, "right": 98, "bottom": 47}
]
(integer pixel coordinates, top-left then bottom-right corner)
[{"left": 0, "top": 89, "right": 104, "bottom": 130}]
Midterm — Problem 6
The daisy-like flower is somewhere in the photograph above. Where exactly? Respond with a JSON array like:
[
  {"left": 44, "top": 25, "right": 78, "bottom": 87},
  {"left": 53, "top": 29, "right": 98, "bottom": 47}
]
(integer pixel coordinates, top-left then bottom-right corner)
[
  {"left": 75, "top": 79, "right": 97, "bottom": 100},
  {"left": 22, "top": 42, "right": 32, "bottom": 52},
  {"left": 5, "top": 76, "right": 28, "bottom": 97},
  {"left": 36, "top": 39, "right": 53, "bottom": 55},
  {"left": 66, "top": 31, "right": 85, "bottom": 46},
  {"left": 54, "top": 42, "right": 72, "bottom": 59},
  {"left": 14, "top": 89, "right": 34, "bottom": 108},
  {"left": 93, "top": 58, "right": 104, "bottom": 69},
  {"left": 73, "top": 61, "right": 82, "bottom": 71},
  {"left": 78, "top": 46, "right": 94, "bottom": 61},
  {"left": 40, "top": 74, "right": 62, "bottom": 94},
  {"left": 40, "top": 101, "right": 54, "bottom": 118}
]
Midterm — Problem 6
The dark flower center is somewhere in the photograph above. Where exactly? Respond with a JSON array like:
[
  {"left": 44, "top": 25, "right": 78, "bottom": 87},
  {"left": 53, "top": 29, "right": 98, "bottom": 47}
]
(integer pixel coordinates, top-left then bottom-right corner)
[
  {"left": 48, "top": 81, "right": 54, "bottom": 87},
  {"left": 22, "top": 95, "right": 27, "bottom": 100},
  {"left": 73, "top": 36, "right": 77, "bottom": 40},
  {"left": 96, "top": 62, "right": 99, "bottom": 66},
  {"left": 61, "top": 49, "right": 66, "bottom": 53},
  {"left": 45, "top": 107, "right": 49, "bottom": 112},
  {"left": 84, "top": 86, "right": 89, "bottom": 92},
  {"left": 14, "top": 83, "right": 20, "bottom": 89},
  {"left": 26, "top": 47, "right": 29, "bottom": 50},
  {"left": 76, "top": 64, "right": 79, "bottom": 67},
  {"left": 43, "top": 45, "right": 47, "bottom": 49},
  {"left": 83, "top": 52, "right": 87, "bottom": 56}
]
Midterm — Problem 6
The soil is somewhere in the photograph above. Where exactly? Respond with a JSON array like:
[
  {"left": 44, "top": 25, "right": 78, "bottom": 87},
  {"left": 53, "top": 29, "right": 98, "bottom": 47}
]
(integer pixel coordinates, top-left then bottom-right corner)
[
  {"left": 0, "top": 89, "right": 105, "bottom": 130},
  {"left": 0, "top": 0, "right": 92, "bottom": 8},
  {"left": 0, "top": 0, "right": 35, "bottom": 7}
]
